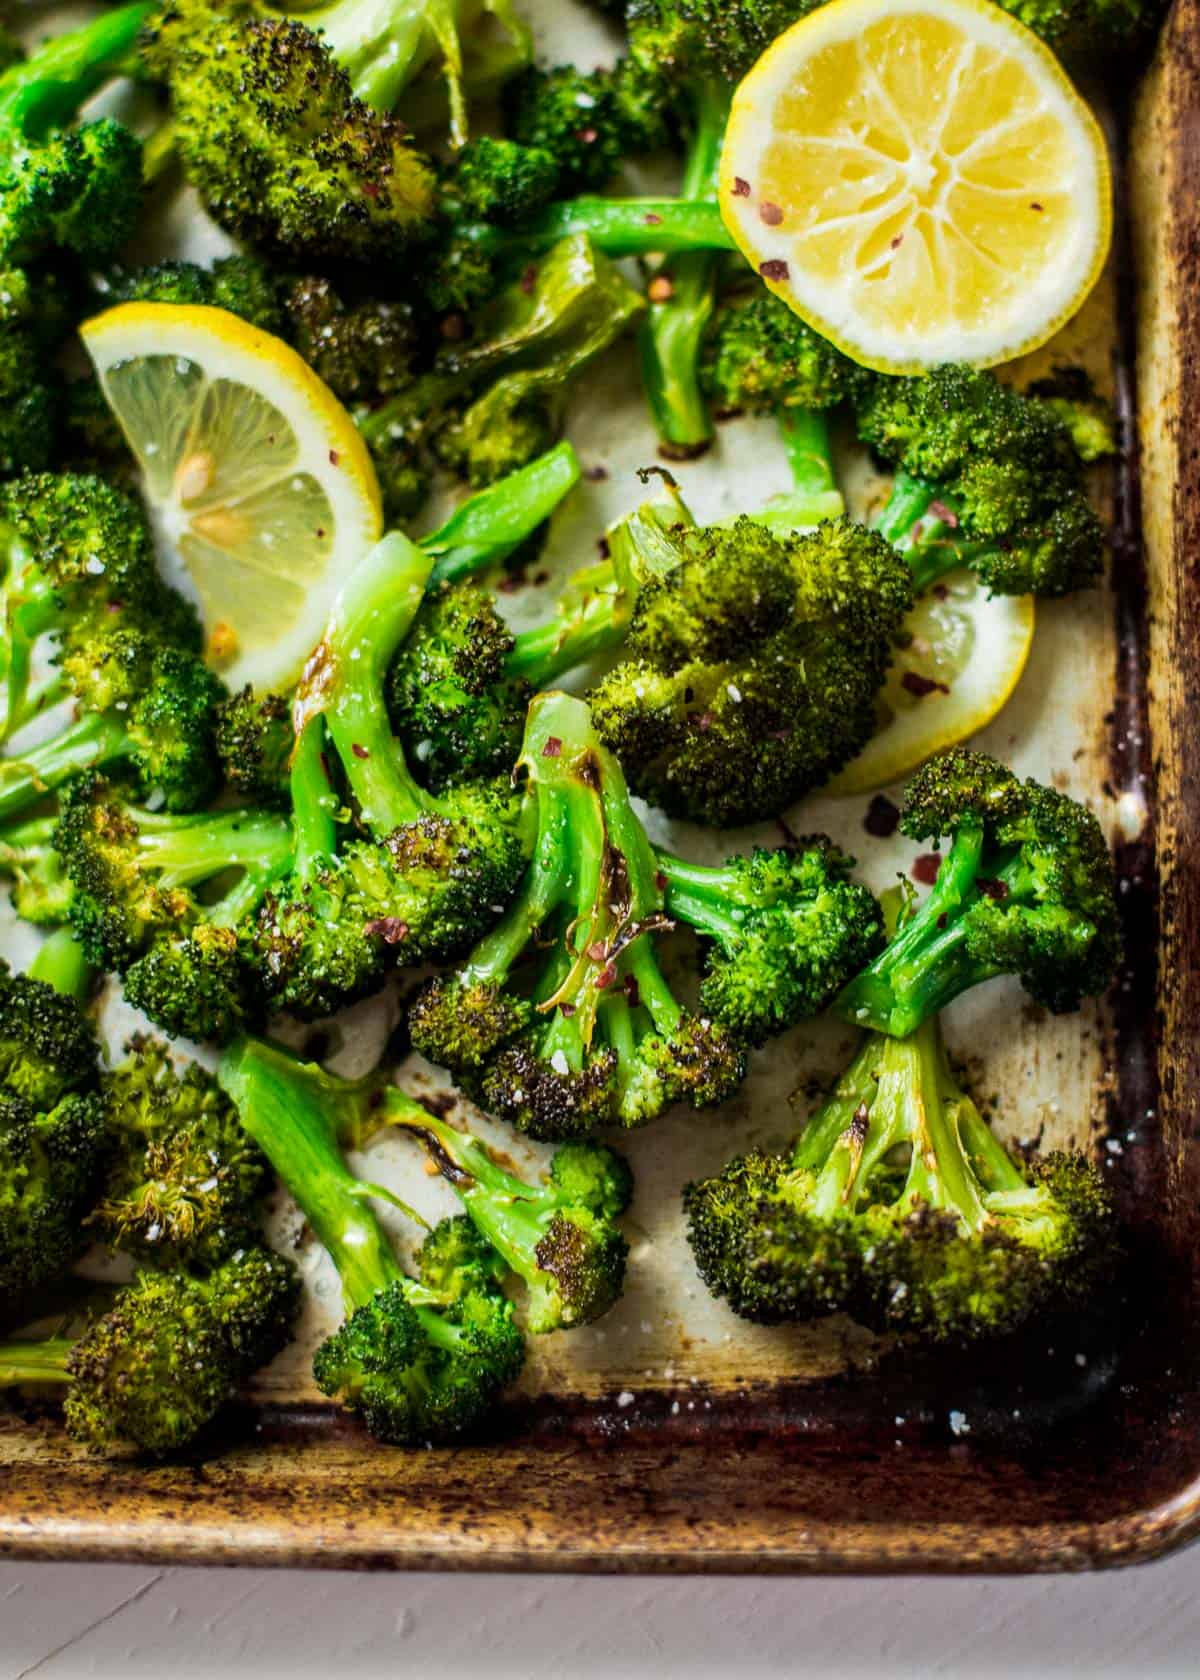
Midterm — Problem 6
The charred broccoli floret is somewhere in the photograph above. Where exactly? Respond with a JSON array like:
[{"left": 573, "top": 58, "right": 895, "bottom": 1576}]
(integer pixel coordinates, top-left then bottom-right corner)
[
  {"left": 89, "top": 1039, "right": 269, "bottom": 1270},
  {"left": 0, "top": 471, "right": 222, "bottom": 817},
  {"left": 0, "top": 931, "right": 106, "bottom": 1300},
  {"left": 858, "top": 365, "right": 1108, "bottom": 597},
  {"left": 502, "top": 55, "right": 672, "bottom": 197},
  {"left": 101, "top": 254, "right": 288, "bottom": 334},
  {"left": 214, "top": 688, "right": 293, "bottom": 807},
  {"left": 284, "top": 275, "right": 417, "bottom": 404},
  {"left": 409, "top": 691, "right": 747, "bottom": 1138},
  {"left": 587, "top": 499, "right": 912, "bottom": 826},
  {"left": 219, "top": 1035, "right": 525, "bottom": 1445},
  {"left": 685, "top": 1012, "right": 1117, "bottom": 1342},
  {"left": 836, "top": 750, "right": 1122, "bottom": 1037},
  {"left": 0, "top": 265, "right": 73, "bottom": 477},
  {"left": 0, "top": 1245, "right": 299, "bottom": 1454},
  {"left": 0, "top": 4, "right": 147, "bottom": 268},
  {"left": 1025, "top": 367, "right": 1118, "bottom": 463}
]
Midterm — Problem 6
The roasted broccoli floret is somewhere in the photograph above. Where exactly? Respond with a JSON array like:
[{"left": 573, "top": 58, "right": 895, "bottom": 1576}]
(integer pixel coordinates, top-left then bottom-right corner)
[
  {"left": 142, "top": 0, "right": 438, "bottom": 264},
  {"left": 0, "top": 471, "right": 223, "bottom": 817},
  {"left": 587, "top": 500, "right": 913, "bottom": 826},
  {"left": 502, "top": 54, "right": 671, "bottom": 197},
  {"left": 409, "top": 691, "right": 747, "bottom": 1138},
  {"left": 56, "top": 771, "right": 293, "bottom": 1042},
  {"left": 357, "top": 234, "right": 642, "bottom": 512},
  {"left": 214, "top": 687, "right": 294, "bottom": 806},
  {"left": 101, "top": 254, "right": 288, "bottom": 334},
  {"left": 655, "top": 840, "right": 883, "bottom": 1047},
  {"left": 448, "top": 136, "right": 560, "bottom": 226},
  {"left": 219, "top": 1035, "right": 525, "bottom": 1444},
  {"left": 89, "top": 1039, "right": 269, "bottom": 1270},
  {"left": 284, "top": 275, "right": 417, "bottom": 403},
  {"left": 0, "top": 813, "right": 73, "bottom": 925},
  {"left": 0, "top": 4, "right": 147, "bottom": 268},
  {"left": 0, "top": 931, "right": 106, "bottom": 1300},
  {"left": 836, "top": 750, "right": 1122, "bottom": 1037},
  {"left": 381, "top": 1096, "right": 633, "bottom": 1331},
  {"left": 685, "top": 1012, "right": 1117, "bottom": 1342},
  {"left": 0, "top": 1245, "right": 299, "bottom": 1454},
  {"left": 858, "top": 365, "right": 1108, "bottom": 597},
  {"left": 1025, "top": 367, "right": 1119, "bottom": 463},
  {"left": 0, "top": 265, "right": 73, "bottom": 477}
]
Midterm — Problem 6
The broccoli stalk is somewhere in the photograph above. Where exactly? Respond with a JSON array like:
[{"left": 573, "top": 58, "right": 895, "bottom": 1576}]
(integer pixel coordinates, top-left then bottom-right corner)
[
  {"left": 638, "top": 81, "right": 730, "bottom": 456},
  {"left": 218, "top": 1034, "right": 524, "bottom": 1444},
  {"left": 459, "top": 196, "right": 735, "bottom": 262},
  {"left": 685, "top": 1010, "right": 1117, "bottom": 1343},
  {"left": 409, "top": 690, "right": 747, "bottom": 1137},
  {"left": 420, "top": 439, "right": 581, "bottom": 586},
  {"left": 0, "top": 1247, "right": 299, "bottom": 1453},
  {"left": 0, "top": 2, "right": 149, "bottom": 265},
  {"left": 835, "top": 750, "right": 1122, "bottom": 1038},
  {"left": 0, "top": 814, "right": 73, "bottom": 925},
  {"left": 374, "top": 1094, "right": 633, "bottom": 1331}
]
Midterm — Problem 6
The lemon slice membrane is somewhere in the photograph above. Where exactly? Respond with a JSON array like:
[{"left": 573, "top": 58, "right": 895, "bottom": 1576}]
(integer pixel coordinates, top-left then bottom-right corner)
[
  {"left": 829, "top": 568, "right": 1035, "bottom": 795},
  {"left": 720, "top": 0, "right": 1111, "bottom": 371},
  {"left": 81, "top": 303, "right": 382, "bottom": 693}
]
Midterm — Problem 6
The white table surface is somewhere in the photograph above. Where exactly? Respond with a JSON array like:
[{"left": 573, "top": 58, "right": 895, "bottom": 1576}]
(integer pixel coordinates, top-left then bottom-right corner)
[{"left": 2, "top": 1548, "right": 1198, "bottom": 1678}]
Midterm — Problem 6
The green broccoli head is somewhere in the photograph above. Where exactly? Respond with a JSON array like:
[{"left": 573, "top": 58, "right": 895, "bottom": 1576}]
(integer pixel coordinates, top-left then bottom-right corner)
[
  {"left": 627, "top": 0, "right": 821, "bottom": 81},
  {"left": 837, "top": 749, "right": 1122, "bottom": 1038},
  {"left": 0, "top": 1088, "right": 108, "bottom": 1300},
  {"left": 104, "top": 254, "right": 288, "bottom": 334},
  {"left": 589, "top": 515, "right": 913, "bottom": 827},
  {"left": 214, "top": 688, "right": 294, "bottom": 806},
  {"left": 503, "top": 57, "right": 670, "bottom": 193},
  {"left": 0, "top": 960, "right": 100, "bottom": 1108},
  {"left": 687, "top": 1018, "right": 1118, "bottom": 1342},
  {"left": 701, "top": 291, "right": 867, "bottom": 416},
  {"left": 284, "top": 276, "right": 417, "bottom": 404},
  {"left": 251, "top": 859, "right": 387, "bottom": 1022},
  {"left": 450, "top": 136, "right": 559, "bottom": 225},
  {"left": 90, "top": 1039, "right": 269, "bottom": 1270},
  {"left": 1025, "top": 367, "right": 1118, "bottom": 463}
]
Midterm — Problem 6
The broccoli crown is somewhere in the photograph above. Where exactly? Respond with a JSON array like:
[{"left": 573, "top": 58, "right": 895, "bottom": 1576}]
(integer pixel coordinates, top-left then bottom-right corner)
[
  {"left": 860, "top": 365, "right": 1107, "bottom": 597},
  {"left": 144, "top": 2, "right": 437, "bottom": 264},
  {"left": 90, "top": 1039, "right": 268, "bottom": 1269},
  {"left": 214, "top": 688, "right": 294, "bottom": 806},
  {"left": 701, "top": 291, "right": 867, "bottom": 416},
  {"left": 104, "top": 254, "right": 288, "bottom": 335},
  {"left": 503, "top": 56, "right": 672, "bottom": 194},
  {"left": 284, "top": 276, "right": 417, "bottom": 404},
  {"left": 384, "top": 1090, "right": 633, "bottom": 1332},
  {"left": 0, "top": 961, "right": 100, "bottom": 1109},
  {"left": 685, "top": 1018, "right": 1117, "bottom": 1342},
  {"left": 0, "top": 265, "right": 68, "bottom": 477},
  {"left": 385, "top": 581, "right": 527, "bottom": 793},
  {"left": 409, "top": 691, "right": 747, "bottom": 1137},
  {"left": 995, "top": 0, "right": 1158, "bottom": 50},
  {"left": 626, "top": 0, "right": 819, "bottom": 82},
  {"left": 589, "top": 513, "right": 912, "bottom": 826},
  {"left": 450, "top": 136, "right": 560, "bottom": 226},
  {"left": 218, "top": 1035, "right": 525, "bottom": 1444},
  {"left": 61, "top": 1246, "right": 299, "bottom": 1454},
  {"left": 836, "top": 749, "right": 1122, "bottom": 1037},
  {"left": 1025, "top": 367, "right": 1119, "bottom": 464},
  {"left": 0, "top": 1087, "right": 108, "bottom": 1300},
  {"left": 656, "top": 838, "right": 884, "bottom": 1047},
  {"left": 0, "top": 815, "right": 74, "bottom": 926}
]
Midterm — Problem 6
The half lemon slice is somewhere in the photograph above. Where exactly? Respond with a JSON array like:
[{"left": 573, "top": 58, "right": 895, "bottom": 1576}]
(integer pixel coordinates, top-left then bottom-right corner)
[
  {"left": 81, "top": 303, "right": 383, "bottom": 693},
  {"left": 720, "top": 0, "right": 1111, "bottom": 372},
  {"left": 829, "top": 570, "right": 1034, "bottom": 795}
]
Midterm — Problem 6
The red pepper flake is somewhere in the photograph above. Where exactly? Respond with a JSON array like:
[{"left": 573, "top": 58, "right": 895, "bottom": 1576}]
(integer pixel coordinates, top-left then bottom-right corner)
[
  {"left": 654, "top": 870, "right": 667, "bottom": 891},
  {"left": 559, "top": 1001, "right": 576, "bottom": 1018},
  {"left": 365, "top": 917, "right": 409, "bottom": 944},
  {"left": 440, "top": 313, "right": 466, "bottom": 341},
  {"left": 912, "top": 853, "right": 942, "bottom": 886},
  {"left": 328, "top": 449, "right": 340, "bottom": 467},
  {"left": 648, "top": 275, "right": 675, "bottom": 303},
  {"left": 759, "top": 259, "right": 789, "bottom": 281},
  {"left": 351, "top": 742, "right": 370, "bottom": 759},
  {"left": 362, "top": 181, "right": 380, "bottom": 200},
  {"left": 319, "top": 751, "right": 333, "bottom": 784},
  {"left": 1030, "top": 201, "right": 1043, "bottom": 212},
  {"left": 596, "top": 535, "right": 611, "bottom": 559},
  {"left": 496, "top": 575, "right": 522, "bottom": 594},
  {"left": 928, "top": 499, "right": 959, "bottom": 529},
  {"left": 542, "top": 736, "right": 562, "bottom": 758},
  {"left": 863, "top": 794, "right": 900, "bottom": 838},
  {"left": 900, "top": 671, "right": 950, "bottom": 698},
  {"left": 732, "top": 177, "right": 751, "bottom": 197},
  {"left": 932, "top": 583, "right": 950, "bottom": 600},
  {"left": 769, "top": 728, "right": 791, "bottom": 742},
  {"left": 585, "top": 464, "right": 609, "bottom": 482},
  {"left": 586, "top": 940, "right": 607, "bottom": 962},
  {"left": 106, "top": 599, "right": 123, "bottom": 613},
  {"left": 576, "top": 127, "right": 598, "bottom": 145},
  {"left": 520, "top": 264, "right": 538, "bottom": 294},
  {"left": 595, "top": 963, "right": 616, "bottom": 989},
  {"left": 643, "top": 211, "right": 663, "bottom": 226},
  {"left": 936, "top": 912, "right": 948, "bottom": 930},
  {"left": 759, "top": 201, "right": 784, "bottom": 226},
  {"left": 533, "top": 570, "right": 550, "bottom": 586},
  {"left": 689, "top": 711, "right": 714, "bottom": 733},
  {"left": 977, "top": 877, "right": 1010, "bottom": 902},
  {"left": 890, "top": 233, "right": 904, "bottom": 250},
  {"left": 624, "top": 973, "right": 641, "bottom": 1007}
]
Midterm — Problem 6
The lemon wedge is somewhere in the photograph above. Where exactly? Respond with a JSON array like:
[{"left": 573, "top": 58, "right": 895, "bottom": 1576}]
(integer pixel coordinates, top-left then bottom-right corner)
[
  {"left": 828, "top": 570, "right": 1034, "bottom": 795},
  {"left": 80, "top": 303, "right": 383, "bottom": 693},
  {"left": 719, "top": 0, "right": 1111, "bottom": 372}
]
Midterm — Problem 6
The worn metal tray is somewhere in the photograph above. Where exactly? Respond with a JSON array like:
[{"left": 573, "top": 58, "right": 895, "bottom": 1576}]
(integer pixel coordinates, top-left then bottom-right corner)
[{"left": 1, "top": 0, "right": 1198, "bottom": 1574}]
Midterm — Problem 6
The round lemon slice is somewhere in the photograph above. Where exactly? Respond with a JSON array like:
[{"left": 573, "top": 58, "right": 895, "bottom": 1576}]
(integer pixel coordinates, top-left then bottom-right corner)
[
  {"left": 720, "top": 0, "right": 1112, "bottom": 372},
  {"left": 80, "top": 303, "right": 383, "bottom": 693},
  {"left": 829, "top": 570, "right": 1034, "bottom": 795}
]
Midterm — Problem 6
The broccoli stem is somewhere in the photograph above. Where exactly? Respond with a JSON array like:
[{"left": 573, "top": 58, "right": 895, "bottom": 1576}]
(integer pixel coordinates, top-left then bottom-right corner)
[
  {"left": 874, "top": 469, "right": 988, "bottom": 594},
  {"left": 836, "top": 822, "right": 1004, "bottom": 1036},
  {"left": 0, "top": 2, "right": 152, "bottom": 140},
  {"left": 219, "top": 1038, "right": 464, "bottom": 1351},
  {"left": 650, "top": 851, "right": 745, "bottom": 948},
  {"left": 128, "top": 807, "right": 294, "bottom": 898},
  {"left": 463, "top": 199, "right": 736, "bottom": 260},
  {"left": 0, "top": 713, "right": 133, "bottom": 822},
  {"left": 421, "top": 442, "right": 580, "bottom": 585},
  {"left": 883, "top": 1023, "right": 989, "bottom": 1228},
  {"left": 638, "top": 82, "right": 731, "bottom": 453},
  {"left": 0, "top": 1339, "right": 73, "bottom": 1386},
  {"left": 289, "top": 717, "right": 339, "bottom": 879},
  {"left": 311, "top": 531, "right": 435, "bottom": 833},
  {"left": 27, "top": 926, "right": 91, "bottom": 1000}
]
